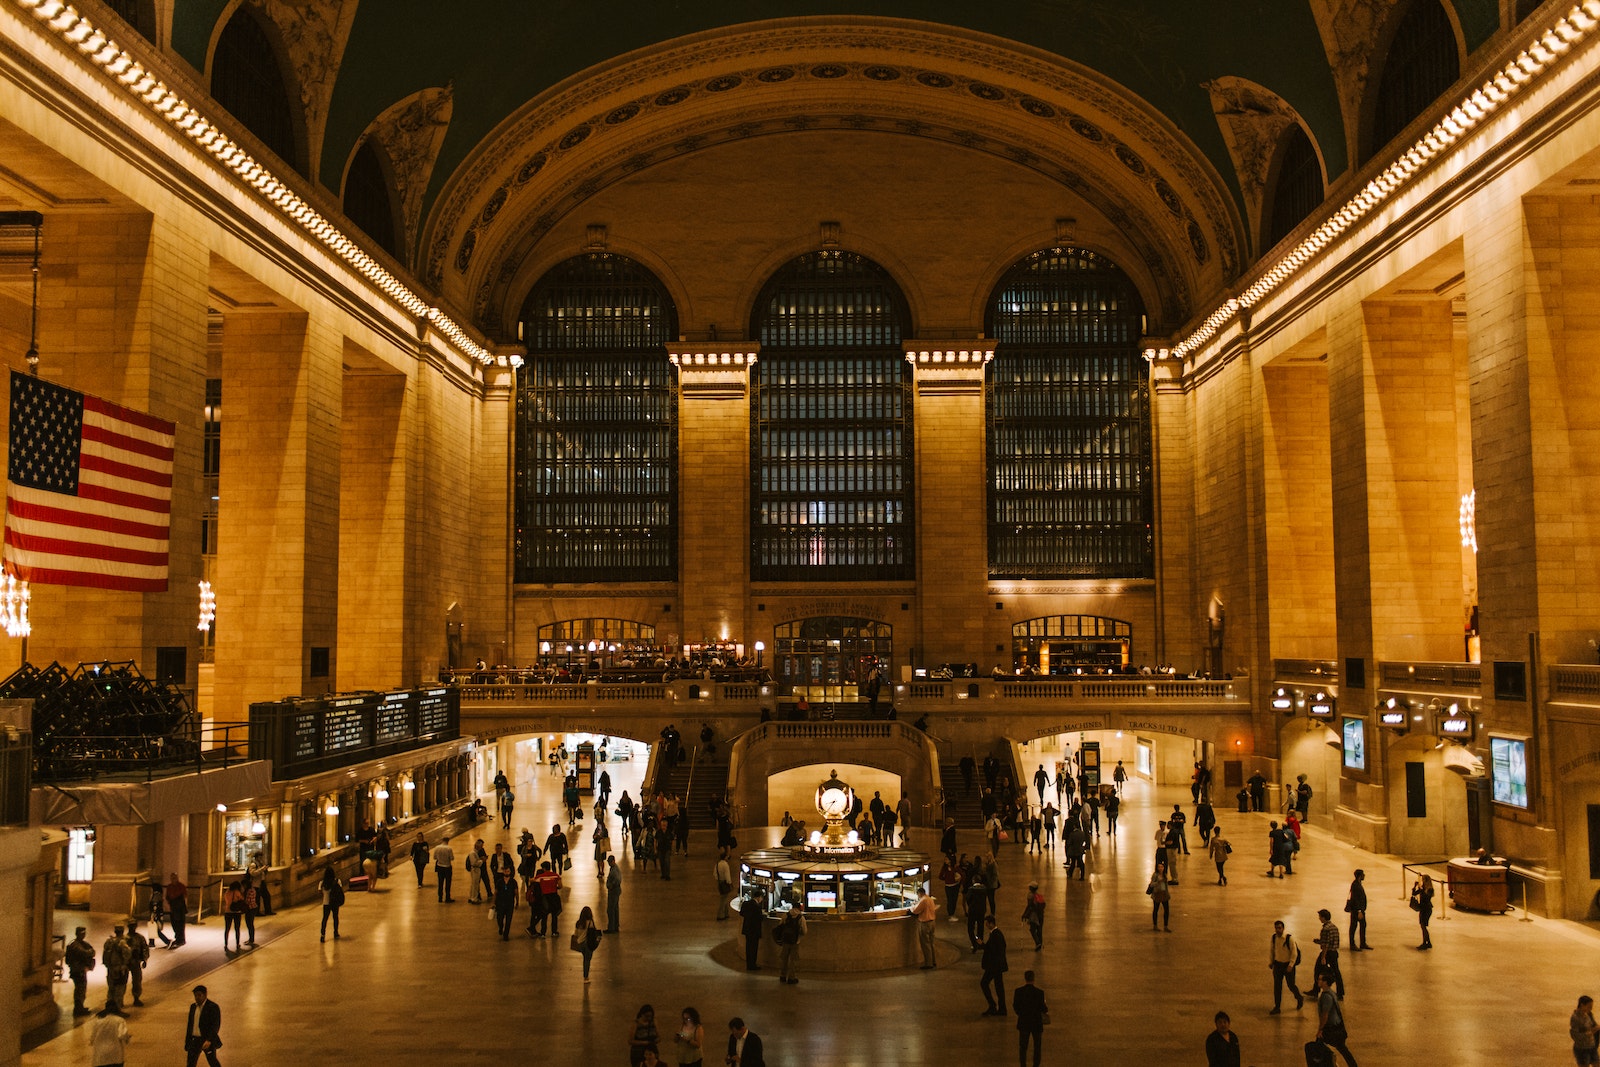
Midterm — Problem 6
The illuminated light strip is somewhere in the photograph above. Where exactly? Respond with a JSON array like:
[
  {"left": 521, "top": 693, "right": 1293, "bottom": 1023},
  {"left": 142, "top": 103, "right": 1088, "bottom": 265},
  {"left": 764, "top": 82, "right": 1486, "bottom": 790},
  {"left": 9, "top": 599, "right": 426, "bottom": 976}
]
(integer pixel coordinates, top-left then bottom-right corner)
[
  {"left": 9, "top": 0, "right": 493, "bottom": 366},
  {"left": 667, "top": 351, "right": 758, "bottom": 366},
  {"left": 1164, "top": 1, "right": 1600, "bottom": 363},
  {"left": 903, "top": 347, "right": 996, "bottom": 365}
]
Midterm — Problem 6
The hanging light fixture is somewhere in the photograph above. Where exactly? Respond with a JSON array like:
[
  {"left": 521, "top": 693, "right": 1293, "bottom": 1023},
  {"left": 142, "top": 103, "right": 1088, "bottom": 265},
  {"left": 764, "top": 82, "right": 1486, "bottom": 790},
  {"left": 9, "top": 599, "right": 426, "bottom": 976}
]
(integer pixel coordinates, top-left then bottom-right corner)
[
  {"left": 250, "top": 813, "right": 266, "bottom": 835},
  {"left": 197, "top": 580, "right": 216, "bottom": 632},
  {"left": 0, "top": 572, "right": 31, "bottom": 638}
]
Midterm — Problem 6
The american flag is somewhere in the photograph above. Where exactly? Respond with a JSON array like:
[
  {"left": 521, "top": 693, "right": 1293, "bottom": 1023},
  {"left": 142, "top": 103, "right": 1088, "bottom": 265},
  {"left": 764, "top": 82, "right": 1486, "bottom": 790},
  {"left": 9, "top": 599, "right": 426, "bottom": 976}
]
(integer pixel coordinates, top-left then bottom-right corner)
[{"left": 4, "top": 371, "right": 174, "bottom": 592}]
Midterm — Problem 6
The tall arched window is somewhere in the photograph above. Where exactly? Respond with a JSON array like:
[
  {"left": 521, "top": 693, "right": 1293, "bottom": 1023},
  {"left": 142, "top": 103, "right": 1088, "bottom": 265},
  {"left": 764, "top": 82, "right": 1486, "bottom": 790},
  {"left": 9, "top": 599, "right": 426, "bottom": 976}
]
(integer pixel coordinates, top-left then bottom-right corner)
[
  {"left": 210, "top": 9, "right": 299, "bottom": 169},
  {"left": 1368, "top": 0, "right": 1460, "bottom": 159},
  {"left": 986, "top": 248, "right": 1152, "bottom": 579},
  {"left": 750, "top": 251, "right": 914, "bottom": 582},
  {"left": 515, "top": 254, "right": 678, "bottom": 583},
  {"left": 344, "top": 140, "right": 400, "bottom": 259},
  {"left": 1264, "top": 124, "right": 1325, "bottom": 251}
]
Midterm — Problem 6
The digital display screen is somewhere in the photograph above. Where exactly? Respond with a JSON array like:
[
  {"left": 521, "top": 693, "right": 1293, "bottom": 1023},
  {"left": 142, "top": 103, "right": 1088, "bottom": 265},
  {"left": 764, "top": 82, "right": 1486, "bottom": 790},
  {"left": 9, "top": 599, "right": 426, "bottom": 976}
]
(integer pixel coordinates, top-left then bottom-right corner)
[
  {"left": 1342, "top": 717, "right": 1366, "bottom": 770},
  {"left": 805, "top": 888, "right": 837, "bottom": 909},
  {"left": 1491, "top": 737, "right": 1529, "bottom": 808}
]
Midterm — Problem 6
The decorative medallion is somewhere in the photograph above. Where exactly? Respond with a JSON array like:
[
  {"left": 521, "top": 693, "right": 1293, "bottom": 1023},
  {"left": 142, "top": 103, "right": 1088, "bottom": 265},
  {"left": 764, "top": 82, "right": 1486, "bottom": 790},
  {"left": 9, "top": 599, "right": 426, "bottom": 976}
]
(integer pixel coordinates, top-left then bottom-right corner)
[
  {"left": 968, "top": 82, "right": 1005, "bottom": 100},
  {"left": 1114, "top": 144, "right": 1147, "bottom": 175},
  {"left": 1019, "top": 97, "right": 1056, "bottom": 118},
  {"left": 706, "top": 75, "right": 743, "bottom": 92},
  {"left": 757, "top": 67, "right": 796, "bottom": 82},
  {"left": 811, "top": 64, "right": 848, "bottom": 78},
  {"left": 656, "top": 88, "right": 692, "bottom": 106},
  {"left": 1069, "top": 117, "right": 1105, "bottom": 141},
  {"left": 455, "top": 228, "right": 476, "bottom": 272},
  {"left": 863, "top": 66, "right": 900, "bottom": 81},
  {"left": 604, "top": 104, "right": 641, "bottom": 125},
  {"left": 479, "top": 186, "right": 508, "bottom": 226},
  {"left": 915, "top": 72, "right": 954, "bottom": 88},
  {"left": 515, "top": 152, "right": 548, "bottom": 185}
]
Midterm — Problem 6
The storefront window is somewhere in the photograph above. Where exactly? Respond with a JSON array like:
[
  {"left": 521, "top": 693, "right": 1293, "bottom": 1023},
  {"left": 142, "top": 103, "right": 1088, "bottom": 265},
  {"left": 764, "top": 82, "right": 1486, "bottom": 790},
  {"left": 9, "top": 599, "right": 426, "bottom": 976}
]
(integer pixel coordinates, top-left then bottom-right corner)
[
  {"left": 1491, "top": 737, "right": 1530, "bottom": 808},
  {"left": 65, "top": 828, "right": 95, "bottom": 883},
  {"left": 223, "top": 815, "right": 269, "bottom": 871},
  {"left": 1135, "top": 739, "right": 1153, "bottom": 778}
]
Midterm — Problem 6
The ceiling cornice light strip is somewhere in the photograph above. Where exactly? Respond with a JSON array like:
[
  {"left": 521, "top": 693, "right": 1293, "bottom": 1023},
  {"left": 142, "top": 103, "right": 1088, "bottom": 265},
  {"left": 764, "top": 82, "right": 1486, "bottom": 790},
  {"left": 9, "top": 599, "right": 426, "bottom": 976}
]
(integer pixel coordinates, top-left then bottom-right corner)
[
  {"left": 1149, "top": 1, "right": 1600, "bottom": 364},
  {"left": 10, "top": 0, "right": 494, "bottom": 367}
]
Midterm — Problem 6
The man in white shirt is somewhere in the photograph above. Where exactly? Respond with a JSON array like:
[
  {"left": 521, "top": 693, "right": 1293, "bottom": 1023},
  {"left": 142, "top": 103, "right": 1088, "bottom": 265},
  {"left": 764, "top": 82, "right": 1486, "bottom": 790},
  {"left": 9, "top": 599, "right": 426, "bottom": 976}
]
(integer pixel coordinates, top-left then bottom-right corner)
[
  {"left": 910, "top": 885, "right": 939, "bottom": 969},
  {"left": 90, "top": 1008, "right": 130, "bottom": 1066},
  {"left": 432, "top": 837, "right": 456, "bottom": 902},
  {"left": 714, "top": 849, "right": 734, "bottom": 920}
]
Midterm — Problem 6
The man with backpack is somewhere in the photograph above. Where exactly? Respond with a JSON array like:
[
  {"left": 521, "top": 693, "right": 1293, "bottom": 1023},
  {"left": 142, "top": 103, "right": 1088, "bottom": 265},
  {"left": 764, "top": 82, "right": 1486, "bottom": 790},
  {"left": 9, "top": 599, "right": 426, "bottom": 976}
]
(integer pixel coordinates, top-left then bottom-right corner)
[{"left": 1269, "top": 919, "right": 1304, "bottom": 1013}]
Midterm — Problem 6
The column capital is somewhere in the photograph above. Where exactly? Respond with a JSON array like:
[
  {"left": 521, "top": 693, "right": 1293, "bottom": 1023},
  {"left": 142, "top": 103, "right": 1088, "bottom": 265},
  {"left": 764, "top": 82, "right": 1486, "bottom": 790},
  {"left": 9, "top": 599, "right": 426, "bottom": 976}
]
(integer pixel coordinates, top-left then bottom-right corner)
[
  {"left": 904, "top": 339, "right": 993, "bottom": 394},
  {"left": 668, "top": 342, "right": 758, "bottom": 398}
]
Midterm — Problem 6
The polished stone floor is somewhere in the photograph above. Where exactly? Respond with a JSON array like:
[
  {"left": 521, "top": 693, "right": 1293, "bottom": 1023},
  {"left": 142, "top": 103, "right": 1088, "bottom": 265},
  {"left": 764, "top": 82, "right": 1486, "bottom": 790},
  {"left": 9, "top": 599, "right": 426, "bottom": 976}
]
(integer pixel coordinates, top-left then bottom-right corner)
[{"left": 24, "top": 757, "right": 1596, "bottom": 1066}]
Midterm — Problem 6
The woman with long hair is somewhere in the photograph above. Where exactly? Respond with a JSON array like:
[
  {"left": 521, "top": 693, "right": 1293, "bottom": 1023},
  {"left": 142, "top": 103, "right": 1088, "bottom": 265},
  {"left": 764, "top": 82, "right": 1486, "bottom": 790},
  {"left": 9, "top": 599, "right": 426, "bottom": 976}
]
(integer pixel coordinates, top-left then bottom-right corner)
[
  {"left": 672, "top": 1006, "right": 704, "bottom": 1067},
  {"left": 572, "top": 905, "right": 600, "bottom": 981},
  {"left": 626, "top": 1004, "right": 659, "bottom": 1067},
  {"left": 1414, "top": 873, "right": 1435, "bottom": 949},
  {"left": 1148, "top": 860, "right": 1171, "bottom": 932}
]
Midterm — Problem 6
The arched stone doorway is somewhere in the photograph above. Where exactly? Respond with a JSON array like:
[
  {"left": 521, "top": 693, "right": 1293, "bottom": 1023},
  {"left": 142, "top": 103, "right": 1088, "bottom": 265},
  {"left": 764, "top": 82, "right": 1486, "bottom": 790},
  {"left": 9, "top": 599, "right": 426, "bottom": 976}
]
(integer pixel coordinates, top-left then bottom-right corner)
[{"left": 773, "top": 616, "right": 893, "bottom": 702}]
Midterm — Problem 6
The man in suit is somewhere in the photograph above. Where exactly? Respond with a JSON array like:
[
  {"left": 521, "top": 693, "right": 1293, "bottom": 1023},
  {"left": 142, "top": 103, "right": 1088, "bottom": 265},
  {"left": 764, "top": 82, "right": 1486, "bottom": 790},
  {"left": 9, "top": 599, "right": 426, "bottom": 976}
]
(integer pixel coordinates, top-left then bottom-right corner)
[
  {"left": 739, "top": 891, "right": 766, "bottom": 970},
  {"left": 725, "top": 1017, "right": 765, "bottom": 1067},
  {"left": 1012, "top": 969, "right": 1049, "bottom": 1067},
  {"left": 183, "top": 985, "right": 222, "bottom": 1067},
  {"left": 980, "top": 915, "right": 1009, "bottom": 1016}
]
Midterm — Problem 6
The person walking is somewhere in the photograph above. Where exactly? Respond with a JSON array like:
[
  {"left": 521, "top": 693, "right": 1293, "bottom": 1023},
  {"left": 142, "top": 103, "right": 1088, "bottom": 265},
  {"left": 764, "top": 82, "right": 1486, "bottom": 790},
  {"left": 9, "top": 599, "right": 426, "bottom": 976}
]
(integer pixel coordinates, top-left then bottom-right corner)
[
  {"left": 979, "top": 915, "right": 1009, "bottom": 1016},
  {"left": 1033, "top": 764, "right": 1050, "bottom": 806},
  {"left": 182, "top": 985, "right": 222, "bottom": 1067},
  {"left": 1170, "top": 803, "right": 1190, "bottom": 854},
  {"left": 1208, "top": 825, "right": 1231, "bottom": 885},
  {"left": 775, "top": 903, "right": 806, "bottom": 984},
  {"left": 164, "top": 874, "right": 189, "bottom": 948},
  {"left": 1012, "top": 970, "right": 1048, "bottom": 1067},
  {"left": 409, "top": 835, "right": 429, "bottom": 888},
  {"left": 1313, "top": 908, "right": 1344, "bottom": 1000},
  {"left": 1347, "top": 869, "right": 1370, "bottom": 951},
  {"left": 1104, "top": 792, "right": 1119, "bottom": 835},
  {"left": 1571, "top": 995, "right": 1599, "bottom": 1066},
  {"left": 1412, "top": 874, "right": 1435, "bottom": 949},
  {"left": 1269, "top": 919, "right": 1304, "bottom": 1013},
  {"left": 124, "top": 920, "right": 151, "bottom": 1007},
  {"left": 1112, "top": 759, "right": 1127, "bottom": 796},
  {"left": 1021, "top": 881, "right": 1045, "bottom": 951},
  {"left": 1163, "top": 821, "right": 1182, "bottom": 884},
  {"left": 605, "top": 854, "right": 623, "bottom": 932},
  {"left": 740, "top": 889, "right": 766, "bottom": 970},
  {"left": 493, "top": 870, "right": 517, "bottom": 941},
  {"left": 90, "top": 1003, "right": 131, "bottom": 1066},
  {"left": 911, "top": 884, "right": 939, "bottom": 968},
  {"left": 220, "top": 882, "right": 244, "bottom": 952},
  {"left": 319, "top": 865, "right": 344, "bottom": 942},
  {"left": 240, "top": 873, "right": 260, "bottom": 947},
  {"left": 64, "top": 926, "right": 95, "bottom": 1016},
  {"left": 1267, "top": 822, "right": 1289, "bottom": 878},
  {"left": 1314, "top": 970, "right": 1357, "bottom": 1065},
  {"left": 533, "top": 860, "right": 562, "bottom": 936},
  {"left": 965, "top": 874, "right": 990, "bottom": 951},
  {"left": 572, "top": 905, "right": 601, "bottom": 981},
  {"left": 1148, "top": 861, "right": 1171, "bottom": 932},
  {"left": 1195, "top": 796, "right": 1216, "bottom": 846},
  {"left": 465, "top": 840, "right": 485, "bottom": 904},
  {"left": 1204, "top": 1011, "right": 1240, "bottom": 1067},
  {"left": 432, "top": 836, "right": 456, "bottom": 902}
]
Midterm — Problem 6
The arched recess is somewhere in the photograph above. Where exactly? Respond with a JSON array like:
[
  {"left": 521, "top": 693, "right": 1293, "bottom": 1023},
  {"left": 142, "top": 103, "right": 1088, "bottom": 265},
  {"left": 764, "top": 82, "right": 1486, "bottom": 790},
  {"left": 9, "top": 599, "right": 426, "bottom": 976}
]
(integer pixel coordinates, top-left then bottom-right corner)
[
  {"left": 1201, "top": 76, "right": 1327, "bottom": 258},
  {"left": 206, "top": 3, "right": 306, "bottom": 173},
  {"left": 341, "top": 138, "right": 401, "bottom": 260},
  {"left": 513, "top": 253, "right": 680, "bottom": 585},
  {"left": 1260, "top": 122, "right": 1327, "bottom": 252},
  {"left": 771, "top": 616, "right": 895, "bottom": 700},
  {"left": 749, "top": 252, "right": 915, "bottom": 585},
  {"left": 1009, "top": 615, "right": 1134, "bottom": 673},
  {"left": 1360, "top": 0, "right": 1465, "bottom": 164},
  {"left": 985, "top": 250, "right": 1152, "bottom": 584},
  {"left": 343, "top": 86, "right": 455, "bottom": 270},
  {"left": 421, "top": 19, "right": 1247, "bottom": 337}
]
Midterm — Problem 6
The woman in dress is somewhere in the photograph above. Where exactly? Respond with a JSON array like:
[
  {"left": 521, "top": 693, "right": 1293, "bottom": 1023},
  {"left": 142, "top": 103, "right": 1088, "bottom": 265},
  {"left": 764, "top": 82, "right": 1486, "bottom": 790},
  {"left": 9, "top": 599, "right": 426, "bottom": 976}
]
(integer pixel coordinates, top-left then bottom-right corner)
[
  {"left": 673, "top": 1006, "right": 705, "bottom": 1067},
  {"left": 1414, "top": 873, "right": 1435, "bottom": 949},
  {"left": 627, "top": 1004, "right": 659, "bottom": 1067},
  {"left": 593, "top": 820, "right": 612, "bottom": 880},
  {"left": 572, "top": 905, "right": 600, "bottom": 981},
  {"left": 1148, "top": 860, "right": 1171, "bottom": 932},
  {"left": 319, "top": 864, "right": 344, "bottom": 942}
]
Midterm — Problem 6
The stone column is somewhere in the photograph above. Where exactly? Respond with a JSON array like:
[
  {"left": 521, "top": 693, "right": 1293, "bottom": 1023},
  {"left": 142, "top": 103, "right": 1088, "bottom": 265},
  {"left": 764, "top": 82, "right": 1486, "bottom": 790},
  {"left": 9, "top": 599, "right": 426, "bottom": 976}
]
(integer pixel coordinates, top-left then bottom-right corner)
[
  {"left": 669, "top": 344, "right": 757, "bottom": 649},
  {"left": 1261, "top": 362, "right": 1336, "bottom": 660},
  {"left": 1150, "top": 356, "right": 1197, "bottom": 668},
  {"left": 906, "top": 344, "right": 992, "bottom": 666},
  {"left": 213, "top": 308, "right": 341, "bottom": 719},
  {"left": 1327, "top": 296, "right": 1465, "bottom": 851},
  {"left": 337, "top": 362, "right": 408, "bottom": 690},
  {"left": 0, "top": 828, "right": 44, "bottom": 1067}
]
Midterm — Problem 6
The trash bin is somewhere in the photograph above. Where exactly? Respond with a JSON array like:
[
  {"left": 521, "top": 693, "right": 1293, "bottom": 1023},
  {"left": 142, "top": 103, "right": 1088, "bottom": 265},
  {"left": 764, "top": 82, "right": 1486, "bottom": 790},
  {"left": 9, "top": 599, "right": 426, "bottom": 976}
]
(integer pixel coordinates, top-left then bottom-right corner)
[{"left": 1236, "top": 789, "right": 1250, "bottom": 813}]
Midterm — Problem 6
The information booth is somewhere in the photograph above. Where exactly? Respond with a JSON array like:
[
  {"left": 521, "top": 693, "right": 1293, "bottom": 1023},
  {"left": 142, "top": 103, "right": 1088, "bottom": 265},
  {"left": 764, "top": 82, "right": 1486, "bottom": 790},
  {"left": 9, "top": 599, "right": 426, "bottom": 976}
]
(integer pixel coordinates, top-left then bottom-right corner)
[{"left": 575, "top": 741, "right": 595, "bottom": 795}]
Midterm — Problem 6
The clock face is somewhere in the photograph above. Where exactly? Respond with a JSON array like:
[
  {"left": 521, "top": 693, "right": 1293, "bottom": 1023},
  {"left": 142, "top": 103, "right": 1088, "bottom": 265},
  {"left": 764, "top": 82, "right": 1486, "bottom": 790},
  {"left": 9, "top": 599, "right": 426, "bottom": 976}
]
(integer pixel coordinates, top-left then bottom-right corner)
[{"left": 819, "top": 787, "right": 849, "bottom": 817}]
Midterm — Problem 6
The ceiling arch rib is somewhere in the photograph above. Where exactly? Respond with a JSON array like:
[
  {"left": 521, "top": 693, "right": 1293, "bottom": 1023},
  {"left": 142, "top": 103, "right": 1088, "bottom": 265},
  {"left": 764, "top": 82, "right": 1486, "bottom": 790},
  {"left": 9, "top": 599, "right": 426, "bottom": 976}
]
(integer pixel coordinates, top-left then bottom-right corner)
[{"left": 420, "top": 19, "right": 1249, "bottom": 339}]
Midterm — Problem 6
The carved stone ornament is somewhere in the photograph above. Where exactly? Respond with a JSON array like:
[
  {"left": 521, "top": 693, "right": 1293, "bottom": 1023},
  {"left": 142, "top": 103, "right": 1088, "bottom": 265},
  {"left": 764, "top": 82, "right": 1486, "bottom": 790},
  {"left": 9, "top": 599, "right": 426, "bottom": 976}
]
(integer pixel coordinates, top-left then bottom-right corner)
[
  {"left": 243, "top": 0, "right": 360, "bottom": 170},
  {"left": 359, "top": 85, "right": 454, "bottom": 265},
  {"left": 1202, "top": 77, "right": 1309, "bottom": 254},
  {"left": 418, "top": 19, "right": 1249, "bottom": 333},
  {"left": 1306, "top": 0, "right": 1389, "bottom": 162}
]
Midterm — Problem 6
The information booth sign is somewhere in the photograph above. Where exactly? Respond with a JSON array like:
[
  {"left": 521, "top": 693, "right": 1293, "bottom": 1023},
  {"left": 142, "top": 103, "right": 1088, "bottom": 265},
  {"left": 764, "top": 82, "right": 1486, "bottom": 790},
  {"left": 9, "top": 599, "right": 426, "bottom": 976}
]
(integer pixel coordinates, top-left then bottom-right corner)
[{"left": 1081, "top": 741, "right": 1102, "bottom": 789}]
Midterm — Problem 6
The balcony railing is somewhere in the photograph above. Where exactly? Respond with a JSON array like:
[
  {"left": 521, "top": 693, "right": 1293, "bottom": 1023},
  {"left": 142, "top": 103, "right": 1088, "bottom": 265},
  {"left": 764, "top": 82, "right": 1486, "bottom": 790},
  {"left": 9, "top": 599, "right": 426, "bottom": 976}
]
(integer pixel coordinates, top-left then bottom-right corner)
[
  {"left": 1377, "top": 661, "right": 1482, "bottom": 694},
  {"left": 1551, "top": 664, "right": 1600, "bottom": 700},
  {"left": 1273, "top": 659, "right": 1340, "bottom": 684}
]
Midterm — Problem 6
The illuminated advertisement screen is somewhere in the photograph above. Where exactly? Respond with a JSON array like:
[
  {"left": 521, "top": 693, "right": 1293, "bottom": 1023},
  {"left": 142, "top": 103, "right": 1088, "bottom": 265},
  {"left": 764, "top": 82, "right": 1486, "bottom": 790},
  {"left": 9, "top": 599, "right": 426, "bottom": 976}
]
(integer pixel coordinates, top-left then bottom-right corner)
[
  {"left": 1342, "top": 717, "right": 1366, "bottom": 771},
  {"left": 1491, "top": 737, "right": 1529, "bottom": 808}
]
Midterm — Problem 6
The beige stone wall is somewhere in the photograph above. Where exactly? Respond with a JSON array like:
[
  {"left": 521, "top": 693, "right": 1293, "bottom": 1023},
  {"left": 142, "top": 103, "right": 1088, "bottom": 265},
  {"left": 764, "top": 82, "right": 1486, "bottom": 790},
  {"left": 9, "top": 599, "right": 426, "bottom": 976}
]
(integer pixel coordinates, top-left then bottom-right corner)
[
  {"left": 1260, "top": 362, "right": 1337, "bottom": 661},
  {"left": 913, "top": 363, "right": 988, "bottom": 666}
]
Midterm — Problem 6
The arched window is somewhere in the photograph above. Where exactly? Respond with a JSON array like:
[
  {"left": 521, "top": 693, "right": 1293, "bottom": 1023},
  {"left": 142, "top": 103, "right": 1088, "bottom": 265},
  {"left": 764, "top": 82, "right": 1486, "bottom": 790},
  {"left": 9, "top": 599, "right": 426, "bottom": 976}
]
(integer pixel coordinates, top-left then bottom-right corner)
[
  {"left": 986, "top": 249, "right": 1152, "bottom": 580},
  {"left": 1264, "top": 124, "right": 1324, "bottom": 251},
  {"left": 515, "top": 254, "right": 678, "bottom": 583},
  {"left": 1368, "top": 0, "right": 1460, "bottom": 159},
  {"left": 343, "top": 140, "right": 400, "bottom": 259},
  {"left": 750, "top": 251, "right": 914, "bottom": 582},
  {"left": 774, "top": 616, "right": 893, "bottom": 700},
  {"left": 210, "top": 9, "right": 299, "bottom": 169}
]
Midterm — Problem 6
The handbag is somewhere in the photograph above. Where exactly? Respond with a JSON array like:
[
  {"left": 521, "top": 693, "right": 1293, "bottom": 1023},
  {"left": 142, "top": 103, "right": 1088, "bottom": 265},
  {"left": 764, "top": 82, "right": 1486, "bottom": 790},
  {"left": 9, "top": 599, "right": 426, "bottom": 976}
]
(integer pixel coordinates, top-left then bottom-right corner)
[
  {"left": 569, "top": 931, "right": 584, "bottom": 952},
  {"left": 1408, "top": 889, "right": 1422, "bottom": 912},
  {"left": 998, "top": 830, "right": 1010, "bottom": 842},
  {"left": 1040, "top": 1012, "right": 1051, "bottom": 1026}
]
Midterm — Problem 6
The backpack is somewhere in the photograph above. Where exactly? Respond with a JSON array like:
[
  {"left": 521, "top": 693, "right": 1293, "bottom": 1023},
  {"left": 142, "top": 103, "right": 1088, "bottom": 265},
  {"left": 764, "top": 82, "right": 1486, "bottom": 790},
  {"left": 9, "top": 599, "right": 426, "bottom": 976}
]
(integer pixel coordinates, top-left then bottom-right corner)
[
  {"left": 775, "top": 917, "right": 799, "bottom": 945},
  {"left": 328, "top": 879, "right": 346, "bottom": 907},
  {"left": 1287, "top": 936, "right": 1301, "bottom": 967},
  {"left": 226, "top": 888, "right": 245, "bottom": 913}
]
